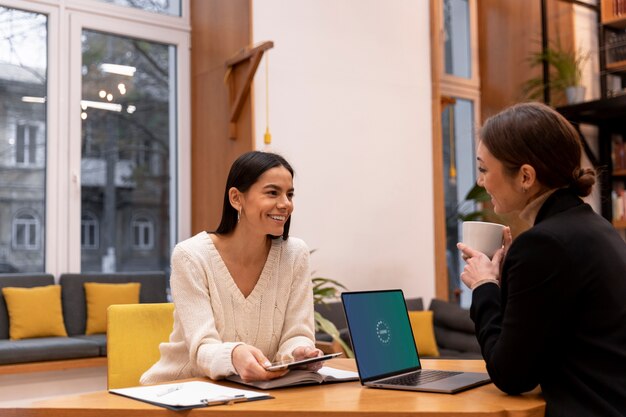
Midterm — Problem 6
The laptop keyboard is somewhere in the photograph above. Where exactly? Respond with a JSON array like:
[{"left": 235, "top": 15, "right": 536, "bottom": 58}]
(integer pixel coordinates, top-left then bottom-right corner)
[{"left": 380, "top": 370, "right": 462, "bottom": 386}]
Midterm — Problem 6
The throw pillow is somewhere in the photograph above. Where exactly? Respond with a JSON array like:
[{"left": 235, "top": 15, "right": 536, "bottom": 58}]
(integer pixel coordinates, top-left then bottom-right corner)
[
  {"left": 2, "top": 285, "right": 68, "bottom": 340},
  {"left": 408, "top": 310, "right": 440, "bottom": 357},
  {"left": 85, "top": 282, "right": 141, "bottom": 335}
]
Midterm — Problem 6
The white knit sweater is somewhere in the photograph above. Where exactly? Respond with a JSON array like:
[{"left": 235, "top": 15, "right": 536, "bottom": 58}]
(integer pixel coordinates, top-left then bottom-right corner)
[{"left": 140, "top": 232, "right": 315, "bottom": 383}]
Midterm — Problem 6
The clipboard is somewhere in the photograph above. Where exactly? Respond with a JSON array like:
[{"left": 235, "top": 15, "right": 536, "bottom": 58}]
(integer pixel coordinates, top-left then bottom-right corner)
[{"left": 109, "top": 380, "right": 273, "bottom": 411}]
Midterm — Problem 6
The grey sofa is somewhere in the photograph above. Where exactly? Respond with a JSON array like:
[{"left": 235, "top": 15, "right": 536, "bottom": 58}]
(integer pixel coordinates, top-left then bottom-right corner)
[
  {"left": 0, "top": 272, "right": 168, "bottom": 366},
  {"left": 315, "top": 296, "right": 482, "bottom": 359},
  {"left": 428, "top": 298, "right": 481, "bottom": 359}
]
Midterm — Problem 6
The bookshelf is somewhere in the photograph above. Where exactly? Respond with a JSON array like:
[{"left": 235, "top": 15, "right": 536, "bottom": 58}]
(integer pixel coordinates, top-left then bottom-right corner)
[
  {"left": 552, "top": 2, "right": 626, "bottom": 229},
  {"left": 557, "top": 95, "right": 626, "bottom": 229},
  {"left": 601, "top": 0, "right": 626, "bottom": 97}
]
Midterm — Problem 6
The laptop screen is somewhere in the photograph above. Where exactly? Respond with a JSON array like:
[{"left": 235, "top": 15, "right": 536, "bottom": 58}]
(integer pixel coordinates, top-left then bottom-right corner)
[{"left": 342, "top": 290, "right": 420, "bottom": 381}]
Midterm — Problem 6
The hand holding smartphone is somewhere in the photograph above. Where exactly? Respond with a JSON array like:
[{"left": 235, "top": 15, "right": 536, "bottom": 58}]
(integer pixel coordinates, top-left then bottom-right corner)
[{"left": 265, "top": 352, "right": 342, "bottom": 371}]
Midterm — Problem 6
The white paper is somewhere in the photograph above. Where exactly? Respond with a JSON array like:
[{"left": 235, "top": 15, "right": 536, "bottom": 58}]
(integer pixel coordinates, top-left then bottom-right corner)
[
  {"left": 318, "top": 366, "right": 359, "bottom": 380},
  {"left": 110, "top": 380, "right": 269, "bottom": 407}
]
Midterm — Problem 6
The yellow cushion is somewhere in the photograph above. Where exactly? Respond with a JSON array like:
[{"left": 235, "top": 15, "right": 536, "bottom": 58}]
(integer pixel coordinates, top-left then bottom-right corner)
[
  {"left": 84, "top": 282, "right": 141, "bottom": 335},
  {"left": 2, "top": 285, "right": 67, "bottom": 340},
  {"left": 408, "top": 310, "right": 440, "bottom": 357},
  {"left": 107, "top": 303, "right": 175, "bottom": 389}
]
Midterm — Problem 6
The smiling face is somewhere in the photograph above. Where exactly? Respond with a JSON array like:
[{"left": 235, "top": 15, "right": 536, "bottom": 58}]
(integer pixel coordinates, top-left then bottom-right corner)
[
  {"left": 476, "top": 142, "right": 527, "bottom": 214},
  {"left": 235, "top": 166, "right": 294, "bottom": 237}
]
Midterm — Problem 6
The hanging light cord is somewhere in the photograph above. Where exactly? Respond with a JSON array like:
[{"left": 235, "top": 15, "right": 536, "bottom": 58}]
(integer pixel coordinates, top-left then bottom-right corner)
[
  {"left": 448, "top": 105, "right": 457, "bottom": 185},
  {"left": 264, "top": 52, "right": 272, "bottom": 147}
]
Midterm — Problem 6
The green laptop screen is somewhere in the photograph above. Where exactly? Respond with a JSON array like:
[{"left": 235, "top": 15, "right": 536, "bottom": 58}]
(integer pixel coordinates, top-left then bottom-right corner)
[{"left": 342, "top": 290, "right": 420, "bottom": 380}]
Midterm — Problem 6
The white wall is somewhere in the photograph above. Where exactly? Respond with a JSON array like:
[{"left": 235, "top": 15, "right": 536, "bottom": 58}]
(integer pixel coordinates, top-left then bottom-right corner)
[
  {"left": 573, "top": 1, "right": 599, "bottom": 102},
  {"left": 252, "top": 0, "right": 434, "bottom": 299}
]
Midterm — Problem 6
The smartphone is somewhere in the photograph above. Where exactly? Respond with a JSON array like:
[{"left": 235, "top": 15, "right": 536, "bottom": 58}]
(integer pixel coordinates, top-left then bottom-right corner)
[{"left": 265, "top": 352, "right": 342, "bottom": 371}]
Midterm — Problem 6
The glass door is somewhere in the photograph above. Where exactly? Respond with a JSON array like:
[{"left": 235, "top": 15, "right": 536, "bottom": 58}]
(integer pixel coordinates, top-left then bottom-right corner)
[{"left": 79, "top": 30, "right": 176, "bottom": 272}]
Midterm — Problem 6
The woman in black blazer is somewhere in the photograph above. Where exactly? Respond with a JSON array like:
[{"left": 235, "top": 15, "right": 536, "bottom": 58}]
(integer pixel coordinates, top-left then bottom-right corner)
[{"left": 457, "top": 102, "right": 626, "bottom": 417}]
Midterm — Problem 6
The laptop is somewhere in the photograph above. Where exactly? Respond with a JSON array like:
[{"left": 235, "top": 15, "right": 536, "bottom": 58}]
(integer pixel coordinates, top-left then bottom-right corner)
[{"left": 341, "top": 289, "right": 491, "bottom": 393}]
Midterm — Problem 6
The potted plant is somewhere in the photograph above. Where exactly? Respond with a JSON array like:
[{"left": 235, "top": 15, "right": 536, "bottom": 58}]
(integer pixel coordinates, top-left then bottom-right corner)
[
  {"left": 311, "top": 275, "right": 354, "bottom": 358},
  {"left": 522, "top": 42, "right": 589, "bottom": 105}
]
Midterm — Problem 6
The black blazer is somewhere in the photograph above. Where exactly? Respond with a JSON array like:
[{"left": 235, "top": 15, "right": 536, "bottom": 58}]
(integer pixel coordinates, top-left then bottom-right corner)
[{"left": 471, "top": 188, "right": 626, "bottom": 417}]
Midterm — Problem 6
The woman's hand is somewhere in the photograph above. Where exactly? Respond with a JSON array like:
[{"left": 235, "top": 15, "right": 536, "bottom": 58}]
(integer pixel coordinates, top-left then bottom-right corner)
[
  {"left": 457, "top": 243, "right": 504, "bottom": 289},
  {"left": 232, "top": 344, "right": 287, "bottom": 382},
  {"left": 291, "top": 346, "right": 324, "bottom": 371},
  {"left": 502, "top": 226, "right": 512, "bottom": 259}
]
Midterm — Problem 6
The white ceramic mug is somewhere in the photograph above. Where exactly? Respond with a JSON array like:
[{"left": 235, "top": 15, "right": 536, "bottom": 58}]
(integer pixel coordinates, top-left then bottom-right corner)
[{"left": 462, "top": 221, "right": 505, "bottom": 259}]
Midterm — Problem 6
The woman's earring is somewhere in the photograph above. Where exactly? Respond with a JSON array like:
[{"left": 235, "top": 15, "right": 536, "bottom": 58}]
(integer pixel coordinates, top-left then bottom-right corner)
[{"left": 237, "top": 209, "right": 241, "bottom": 223}]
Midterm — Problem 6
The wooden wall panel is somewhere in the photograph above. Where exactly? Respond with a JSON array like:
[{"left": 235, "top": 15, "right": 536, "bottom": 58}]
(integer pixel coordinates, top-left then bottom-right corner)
[
  {"left": 478, "top": 0, "right": 575, "bottom": 121},
  {"left": 190, "top": 0, "right": 255, "bottom": 234}
]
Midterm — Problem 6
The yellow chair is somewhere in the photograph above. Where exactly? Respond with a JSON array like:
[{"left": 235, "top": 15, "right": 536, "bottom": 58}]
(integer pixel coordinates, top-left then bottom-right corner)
[{"left": 107, "top": 302, "right": 174, "bottom": 389}]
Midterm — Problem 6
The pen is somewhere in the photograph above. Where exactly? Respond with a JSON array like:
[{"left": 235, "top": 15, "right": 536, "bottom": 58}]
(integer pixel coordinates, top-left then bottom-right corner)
[
  {"left": 201, "top": 394, "right": 247, "bottom": 406},
  {"left": 155, "top": 385, "right": 182, "bottom": 397}
]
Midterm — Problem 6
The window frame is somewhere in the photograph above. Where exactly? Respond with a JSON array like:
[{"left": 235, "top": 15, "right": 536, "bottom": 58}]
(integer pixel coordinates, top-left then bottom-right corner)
[
  {"left": 15, "top": 122, "right": 40, "bottom": 166},
  {"left": 431, "top": 0, "right": 481, "bottom": 301},
  {"left": 81, "top": 211, "right": 99, "bottom": 249},
  {"left": 0, "top": 0, "right": 190, "bottom": 275},
  {"left": 12, "top": 210, "right": 41, "bottom": 250},
  {"left": 131, "top": 214, "right": 154, "bottom": 250},
  {"left": 439, "top": 0, "right": 480, "bottom": 91}
]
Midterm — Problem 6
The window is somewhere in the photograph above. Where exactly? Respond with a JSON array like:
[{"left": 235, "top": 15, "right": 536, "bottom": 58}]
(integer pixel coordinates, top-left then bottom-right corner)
[
  {"left": 0, "top": 6, "right": 47, "bottom": 271},
  {"left": 441, "top": 98, "right": 477, "bottom": 305},
  {"left": 131, "top": 216, "right": 154, "bottom": 250},
  {"left": 443, "top": 0, "right": 472, "bottom": 78},
  {"left": 81, "top": 212, "right": 99, "bottom": 249},
  {"left": 16, "top": 123, "right": 39, "bottom": 165},
  {"left": 12, "top": 211, "right": 40, "bottom": 250},
  {"left": 432, "top": 0, "right": 480, "bottom": 306},
  {"left": 80, "top": 30, "right": 175, "bottom": 271},
  {"left": 0, "top": 1, "right": 190, "bottom": 276}
]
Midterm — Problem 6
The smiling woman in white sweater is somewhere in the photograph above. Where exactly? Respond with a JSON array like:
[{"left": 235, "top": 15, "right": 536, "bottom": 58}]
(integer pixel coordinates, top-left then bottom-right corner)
[{"left": 141, "top": 151, "right": 320, "bottom": 383}]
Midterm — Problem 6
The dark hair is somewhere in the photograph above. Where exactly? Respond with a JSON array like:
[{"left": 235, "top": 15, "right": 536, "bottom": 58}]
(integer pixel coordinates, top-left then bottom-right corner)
[
  {"left": 479, "top": 102, "right": 595, "bottom": 197},
  {"left": 214, "top": 151, "right": 294, "bottom": 239}
]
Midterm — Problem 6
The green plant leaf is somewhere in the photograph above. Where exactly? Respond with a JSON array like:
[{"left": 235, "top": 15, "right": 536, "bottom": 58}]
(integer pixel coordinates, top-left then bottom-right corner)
[
  {"left": 309, "top": 254, "right": 353, "bottom": 357},
  {"left": 522, "top": 40, "right": 589, "bottom": 103},
  {"left": 315, "top": 312, "right": 354, "bottom": 358},
  {"left": 464, "top": 184, "right": 490, "bottom": 201}
]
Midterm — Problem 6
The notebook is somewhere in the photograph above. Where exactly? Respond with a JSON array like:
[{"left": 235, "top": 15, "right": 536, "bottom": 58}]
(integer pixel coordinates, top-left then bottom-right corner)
[{"left": 341, "top": 289, "right": 491, "bottom": 394}]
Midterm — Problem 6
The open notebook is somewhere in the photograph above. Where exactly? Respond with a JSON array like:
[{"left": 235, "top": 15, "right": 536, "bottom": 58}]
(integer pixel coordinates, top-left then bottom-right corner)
[{"left": 226, "top": 365, "right": 359, "bottom": 389}]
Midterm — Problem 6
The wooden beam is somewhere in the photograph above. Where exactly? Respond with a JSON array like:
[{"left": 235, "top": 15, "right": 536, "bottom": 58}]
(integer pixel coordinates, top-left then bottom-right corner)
[
  {"left": 226, "top": 41, "right": 274, "bottom": 139},
  {"left": 430, "top": 0, "right": 449, "bottom": 301}
]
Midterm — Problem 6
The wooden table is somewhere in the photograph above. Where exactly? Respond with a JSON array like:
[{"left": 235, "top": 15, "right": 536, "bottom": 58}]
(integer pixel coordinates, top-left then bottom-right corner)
[{"left": 1, "top": 359, "right": 545, "bottom": 417}]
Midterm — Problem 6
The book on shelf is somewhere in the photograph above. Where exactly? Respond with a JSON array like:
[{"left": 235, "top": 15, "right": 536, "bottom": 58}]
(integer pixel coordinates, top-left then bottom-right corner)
[
  {"left": 609, "top": 0, "right": 626, "bottom": 18},
  {"left": 109, "top": 380, "right": 272, "bottom": 411},
  {"left": 606, "top": 31, "right": 626, "bottom": 66},
  {"left": 612, "top": 135, "right": 626, "bottom": 170},
  {"left": 225, "top": 365, "right": 359, "bottom": 390}
]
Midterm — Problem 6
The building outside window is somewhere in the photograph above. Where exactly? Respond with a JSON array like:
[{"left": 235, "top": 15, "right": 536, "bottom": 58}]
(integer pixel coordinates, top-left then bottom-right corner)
[
  {"left": 0, "top": 6, "right": 47, "bottom": 272},
  {"left": 80, "top": 29, "right": 175, "bottom": 272}
]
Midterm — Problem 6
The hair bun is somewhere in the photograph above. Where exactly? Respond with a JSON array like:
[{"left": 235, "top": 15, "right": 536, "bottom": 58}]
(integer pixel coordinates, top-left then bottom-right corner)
[{"left": 571, "top": 167, "right": 596, "bottom": 197}]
